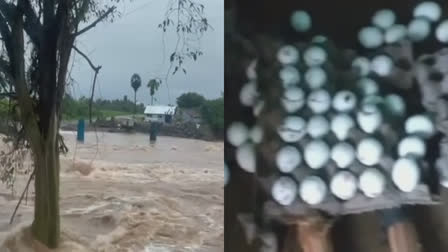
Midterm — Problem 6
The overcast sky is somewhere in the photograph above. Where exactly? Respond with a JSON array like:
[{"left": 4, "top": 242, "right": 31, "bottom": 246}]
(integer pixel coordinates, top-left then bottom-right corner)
[{"left": 69, "top": 0, "right": 223, "bottom": 106}]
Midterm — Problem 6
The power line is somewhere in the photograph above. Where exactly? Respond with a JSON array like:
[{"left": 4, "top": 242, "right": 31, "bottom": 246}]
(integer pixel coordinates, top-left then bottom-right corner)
[{"left": 123, "top": 0, "right": 159, "bottom": 18}]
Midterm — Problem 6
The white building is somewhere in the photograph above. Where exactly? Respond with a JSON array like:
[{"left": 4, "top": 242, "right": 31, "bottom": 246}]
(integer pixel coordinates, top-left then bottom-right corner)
[{"left": 144, "top": 105, "right": 177, "bottom": 123}]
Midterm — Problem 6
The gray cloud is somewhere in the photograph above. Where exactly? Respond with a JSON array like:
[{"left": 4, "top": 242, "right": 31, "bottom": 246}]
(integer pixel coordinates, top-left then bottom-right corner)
[{"left": 69, "top": 0, "right": 223, "bottom": 105}]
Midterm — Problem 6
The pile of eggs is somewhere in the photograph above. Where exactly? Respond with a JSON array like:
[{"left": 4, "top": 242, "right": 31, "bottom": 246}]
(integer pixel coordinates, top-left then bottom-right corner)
[
  {"left": 226, "top": 2, "right": 445, "bottom": 207},
  {"left": 358, "top": 2, "right": 448, "bottom": 48},
  {"left": 230, "top": 41, "right": 436, "bottom": 206}
]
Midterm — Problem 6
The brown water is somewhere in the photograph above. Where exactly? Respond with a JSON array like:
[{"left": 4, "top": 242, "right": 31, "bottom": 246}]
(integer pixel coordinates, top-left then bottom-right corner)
[{"left": 0, "top": 131, "right": 224, "bottom": 252}]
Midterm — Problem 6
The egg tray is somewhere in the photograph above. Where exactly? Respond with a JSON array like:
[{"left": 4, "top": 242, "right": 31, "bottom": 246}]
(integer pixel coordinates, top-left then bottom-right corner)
[
  {"left": 255, "top": 135, "right": 442, "bottom": 221},
  {"left": 253, "top": 64, "right": 442, "bottom": 220},
  {"left": 252, "top": 99, "right": 444, "bottom": 223},
  {"left": 259, "top": 174, "right": 439, "bottom": 223},
  {"left": 253, "top": 96, "right": 443, "bottom": 221}
]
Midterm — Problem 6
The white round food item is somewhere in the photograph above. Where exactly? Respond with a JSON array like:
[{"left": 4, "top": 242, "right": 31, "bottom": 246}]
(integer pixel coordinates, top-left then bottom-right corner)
[
  {"left": 357, "top": 138, "right": 384, "bottom": 166},
  {"left": 303, "top": 46, "right": 327, "bottom": 67},
  {"left": 414, "top": 1, "right": 442, "bottom": 22},
  {"left": 357, "top": 78, "right": 379, "bottom": 96},
  {"left": 277, "top": 116, "right": 307, "bottom": 143},
  {"left": 236, "top": 143, "right": 256, "bottom": 173},
  {"left": 358, "top": 26, "right": 383, "bottom": 49},
  {"left": 384, "top": 94, "right": 406, "bottom": 116},
  {"left": 372, "top": 9, "right": 396, "bottom": 29},
  {"left": 357, "top": 104, "right": 383, "bottom": 134},
  {"left": 249, "top": 125, "right": 264, "bottom": 144},
  {"left": 246, "top": 59, "right": 257, "bottom": 80},
  {"left": 312, "top": 35, "right": 327, "bottom": 43},
  {"left": 271, "top": 176, "right": 298, "bottom": 206},
  {"left": 408, "top": 18, "right": 431, "bottom": 42},
  {"left": 331, "top": 142, "right": 356, "bottom": 168},
  {"left": 307, "top": 89, "right": 331, "bottom": 114},
  {"left": 305, "top": 67, "right": 327, "bottom": 89},
  {"left": 436, "top": 20, "right": 448, "bottom": 43},
  {"left": 290, "top": 10, "right": 312, "bottom": 32},
  {"left": 385, "top": 24, "right": 408, "bottom": 44},
  {"left": 224, "top": 163, "right": 230, "bottom": 186},
  {"left": 405, "top": 114, "right": 435, "bottom": 138},
  {"left": 279, "top": 66, "right": 301, "bottom": 87},
  {"left": 253, "top": 100, "right": 265, "bottom": 117},
  {"left": 282, "top": 87, "right": 306, "bottom": 113},
  {"left": 227, "top": 122, "right": 249, "bottom": 147},
  {"left": 333, "top": 90, "right": 357, "bottom": 112},
  {"left": 371, "top": 55, "right": 393, "bottom": 77},
  {"left": 304, "top": 140, "right": 330, "bottom": 169},
  {"left": 239, "top": 81, "right": 258, "bottom": 107},
  {"left": 359, "top": 168, "right": 386, "bottom": 198},
  {"left": 300, "top": 176, "right": 327, "bottom": 205},
  {"left": 392, "top": 158, "right": 420, "bottom": 192},
  {"left": 331, "top": 114, "right": 355, "bottom": 141},
  {"left": 276, "top": 145, "right": 302, "bottom": 173},
  {"left": 277, "top": 45, "right": 300, "bottom": 65},
  {"left": 307, "top": 115, "right": 330, "bottom": 138},
  {"left": 330, "top": 171, "right": 357, "bottom": 200},
  {"left": 352, "top": 57, "right": 371, "bottom": 76},
  {"left": 398, "top": 136, "right": 426, "bottom": 158}
]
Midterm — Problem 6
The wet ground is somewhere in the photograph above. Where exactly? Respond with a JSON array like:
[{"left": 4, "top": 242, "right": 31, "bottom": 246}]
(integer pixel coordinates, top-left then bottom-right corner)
[{"left": 0, "top": 131, "right": 224, "bottom": 251}]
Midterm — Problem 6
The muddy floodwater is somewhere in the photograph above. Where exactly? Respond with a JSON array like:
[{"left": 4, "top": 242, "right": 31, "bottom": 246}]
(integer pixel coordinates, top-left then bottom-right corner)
[{"left": 0, "top": 131, "right": 224, "bottom": 252}]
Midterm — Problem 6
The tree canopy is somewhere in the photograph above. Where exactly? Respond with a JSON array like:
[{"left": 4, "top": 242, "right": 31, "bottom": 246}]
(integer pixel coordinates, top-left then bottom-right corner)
[{"left": 177, "top": 92, "right": 206, "bottom": 108}]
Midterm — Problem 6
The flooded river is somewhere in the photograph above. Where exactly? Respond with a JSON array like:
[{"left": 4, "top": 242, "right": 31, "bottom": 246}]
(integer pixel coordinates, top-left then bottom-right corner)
[{"left": 0, "top": 131, "right": 224, "bottom": 252}]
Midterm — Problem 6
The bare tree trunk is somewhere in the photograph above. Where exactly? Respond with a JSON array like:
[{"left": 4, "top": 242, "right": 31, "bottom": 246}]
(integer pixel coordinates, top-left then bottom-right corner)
[
  {"left": 31, "top": 113, "right": 60, "bottom": 248},
  {"left": 134, "top": 91, "right": 137, "bottom": 114},
  {"left": 89, "top": 70, "right": 99, "bottom": 123}
]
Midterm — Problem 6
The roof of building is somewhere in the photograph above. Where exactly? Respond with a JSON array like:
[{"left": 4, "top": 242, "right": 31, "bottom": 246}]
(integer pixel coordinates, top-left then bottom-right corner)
[{"left": 144, "top": 105, "right": 177, "bottom": 115}]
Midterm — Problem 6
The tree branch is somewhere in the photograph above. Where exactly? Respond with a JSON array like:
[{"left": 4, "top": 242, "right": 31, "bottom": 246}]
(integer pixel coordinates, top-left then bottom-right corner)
[
  {"left": 72, "top": 45, "right": 101, "bottom": 72},
  {"left": 0, "top": 13, "right": 12, "bottom": 55},
  {"left": 72, "top": 45, "right": 101, "bottom": 123},
  {"left": 19, "top": 0, "right": 42, "bottom": 45},
  {"left": 73, "top": 6, "right": 115, "bottom": 37},
  {"left": 0, "top": 0, "right": 15, "bottom": 22},
  {"left": 9, "top": 167, "right": 35, "bottom": 224}
]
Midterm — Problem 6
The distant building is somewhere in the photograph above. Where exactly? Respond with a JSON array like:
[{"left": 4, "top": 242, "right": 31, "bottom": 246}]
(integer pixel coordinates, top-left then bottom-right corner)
[{"left": 144, "top": 105, "right": 177, "bottom": 123}]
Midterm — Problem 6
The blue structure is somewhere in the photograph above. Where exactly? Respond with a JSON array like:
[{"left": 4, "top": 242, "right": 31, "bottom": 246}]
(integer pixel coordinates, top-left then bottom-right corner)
[{"left": 77, "top": 119, "right": 85, "bottom": 143}]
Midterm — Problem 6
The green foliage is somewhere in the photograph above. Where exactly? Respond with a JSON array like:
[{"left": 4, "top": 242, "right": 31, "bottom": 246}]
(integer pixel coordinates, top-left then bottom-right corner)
[
  {"left": 148, "top": 79, "right": 162, "bottom": 105},
  {"left": 61, "top": 94, "right": 144, "bottom": 120},
  {"left": 130, "top": 73, "right": 142, "bottom": 92},
  {"left": 177, "top": 92, "right": 206, "bottom": 108},
  {"left": 200, "top": 97, "right": 224, "bottom": 135}
]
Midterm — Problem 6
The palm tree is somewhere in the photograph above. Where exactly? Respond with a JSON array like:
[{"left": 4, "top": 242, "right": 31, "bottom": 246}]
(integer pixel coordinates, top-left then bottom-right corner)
[
  {"left": 130, "top": 73, "right": 142, "bottom": 114},
  {"left": 147, "top": 78, "right": 162, "bottom": 105}
]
